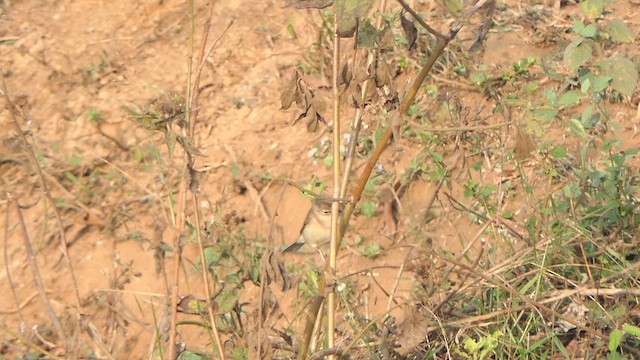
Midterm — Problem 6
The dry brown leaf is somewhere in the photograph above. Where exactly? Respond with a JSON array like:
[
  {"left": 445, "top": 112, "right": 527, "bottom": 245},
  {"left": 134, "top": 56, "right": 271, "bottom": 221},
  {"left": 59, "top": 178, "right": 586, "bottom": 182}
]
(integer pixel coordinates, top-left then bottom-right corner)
[
  {"left": 375, "top": 59, "right": 393, "bottom": 88},
  {"left": 514, "top": 127, "right": 536, "bottom": 159},
  {"left": 260, "top": 250, "right": 291, "bottom": 291},
  {"left": 377, "top": 25, "right": 395, "bottom": 51},
  {"left": 400, "top": 13, "right": 417, "bottom": 49},
  {"left": 280, "top": 70, "right": 299, "bottom": 110}
]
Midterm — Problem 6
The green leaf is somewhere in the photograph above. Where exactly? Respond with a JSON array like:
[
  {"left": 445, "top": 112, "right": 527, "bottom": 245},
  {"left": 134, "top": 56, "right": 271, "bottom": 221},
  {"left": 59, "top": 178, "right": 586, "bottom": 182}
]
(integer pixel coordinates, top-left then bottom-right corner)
[
  {"left": 622, "top": 324, "right": 640, "bottom": 337},
  {"left": 580, "top": 0, "right": 604, "bottom": 19},
  {"left": 602, "top": 55, "right": 638, "bottom": 97},
  {"left": 204, "top": 247, "right": 222, "bottom": 267},
  {"left": 550, "top": 145, "right": 567, "bottom": 158},
  {"left": 608, "top": 329, "right": 623, "bottom": 352},
  {"left": 177, "top": 350, "right": 204, "bottom": 360},
  {"left": 581, "top": 106, "right": 593, "bottom": 127},
  {"left": 357, "top": 242, "right": 381, "bottom": 258},
  {"left": 214, "top": 287, "right": 240, "bottom": 313},
  {"left": 592, "top": 76, "right": 611, "bottom": 92},
  {"left": 567, "top": 118, "right": 588, "bottom": 140},
  {"left": 68, "top": 154, "right": 83, "bottom": 166},
  {"left": 133, "top": 148, "right": 144, "bottom": 163},
  {"left": 533, "top": 108, "right": 558, "bottom": 123},
  {"left": 581, "top": 77, "right": 591, "bottom": 93},
  {"left": 324, "top": 155, "right": 334, "bottom": 167},
  {"left": 64, "top": 171, "right": 82, "bottom": 187},
  {"left": 606, "top": 19, "right": 635, "bottom": 43},
  {"left": 558, "top": 90, "right": 581, "bottom": 106},
  {"left": 443, "top": 0, "right": 463, "bottom": 16},
  {"left": 573, "top": 20, "right": 597, "bottom": 38},
  {"left": 360, "top": 200, "right": 376, "bottom": 217},
  {"left": 563, "top": 41, "right": 592, "bottom": 72}
]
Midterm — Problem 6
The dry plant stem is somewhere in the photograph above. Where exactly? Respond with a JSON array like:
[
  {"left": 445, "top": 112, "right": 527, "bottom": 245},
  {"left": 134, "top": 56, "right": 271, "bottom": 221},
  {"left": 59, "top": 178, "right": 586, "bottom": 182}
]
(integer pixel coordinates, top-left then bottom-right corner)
[
  {"left": 298, "top": 295, "right": 325, "bottom": 359},
  {"left": 397, "top": 0, "right": 447, "bottom": 40},
  {"left": 189, "top": 0, "right": 214, "bottom": 137},
  {"left": 3, "top": 74, "right": 82, "bottom": 350},
  {"left": 194, "top": 18, "right": 235, "bottom": 103},
  {"left": 339, "top": 29, "right": 460, "bottom": 239},
  {"left": 339, "top": 87, "right": 367, "bottom": 199},
  {"left": 340, "top": 0, "right": 387, "bottom": 198},
  {"left": 326, "top": 15, "right": 342, "bottom": 360},
  {"left": 192, "top": 193, "right": 225, "bottom": 359},
  {"left": 167, "top": 0, "right": 194, "bottom": 354},
  {"left": 408, "top": 119, "right": 513, "bottom": 132},
  {"left": 4, "top": 200, "right": 25, "bottom": 323},
  {"left": 299, "top": 18, "right": 461, "bottom": 360},
  {"left": 386, "top": 251, "right": 410, "bottom": 312},
  {"left": 170, "top": 1, "right": 227, "bottom": 358},
  {"left": 11, "top": 197, "right": 67, "bottom": 346}
]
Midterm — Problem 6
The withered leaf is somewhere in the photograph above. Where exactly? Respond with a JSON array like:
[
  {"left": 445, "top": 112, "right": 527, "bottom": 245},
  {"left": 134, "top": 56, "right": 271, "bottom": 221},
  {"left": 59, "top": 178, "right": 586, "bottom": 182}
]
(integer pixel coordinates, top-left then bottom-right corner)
[
  {"left": 339, "top": 63, "right": 352, "bottom": 86},
  {"left": 260, "top": 250, "right": 291, "bottom": 291},
  {"left": 292, "top": 110, "right": 307, "bottom": 126},
  {"left": 375, "top": 59, "right": 393, "bottom": 88},
  {"left": 310, "top": 94, "right": 326, "bottom": 114},
  {"left": 302, "top": 82, "right": 314, "bottom": 110},
  {"left": 400, "top": 13, "right": 417, "bottom": 49},
  {"left": 383, "top": 88, "right": 399, "bottom": 111},
  {"left": 514, "top": 127, "right": 536, "bottom": 159},
  {"left": 284, "top": 0, "right": 334, "bottom": 9},
  {"left": 354, "top": 64, "right": 372, "bottom": 83},
  {"left": 388, "top": 109, "right": 403, "bottom": 143},
  {"left": 377, "top": 25, "right": 395, "bottom": 51},
  {"left": 280, "top": 70, "right": 299, "bottom": 110},
  {"left": 334, "top": 0, "right": 376, "bottom": 38},
  {"left": 305, "top": 107, "right": 325, "bottom": 133},
  {"left": 446, "top": 145, "right": 466, "bottom": 180},
  {"left": 469, "top": 0, "right": 495, "bottom": 52},
  {"left": 188, "top": 162, "right": 201, "bottom": 195}
]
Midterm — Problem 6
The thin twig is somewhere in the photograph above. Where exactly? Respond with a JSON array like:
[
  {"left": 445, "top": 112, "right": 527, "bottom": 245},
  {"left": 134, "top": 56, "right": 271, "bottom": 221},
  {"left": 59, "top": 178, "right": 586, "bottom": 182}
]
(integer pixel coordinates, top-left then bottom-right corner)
[
  {"left": 3, "top": 200, "right": 25, "bottom": 323},
  {"left": 2, "top": 71, "right": 82, "bottom": 353},
  {"left": 167, "top": 0, "right": 193, "bottom": 350},
  {"left": 397, "top": 0, "right": 447, "bottom": 40},
  {"left": 11, "top": 196, "right": 67, "bottom": 345},
  {"left": 192, "top": 192, "right": 225, "bottom": 359}
]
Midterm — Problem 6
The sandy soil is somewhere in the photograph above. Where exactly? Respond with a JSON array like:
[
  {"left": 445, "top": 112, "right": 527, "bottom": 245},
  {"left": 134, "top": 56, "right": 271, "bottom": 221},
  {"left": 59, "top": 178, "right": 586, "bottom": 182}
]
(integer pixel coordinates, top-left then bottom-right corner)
[{"left": 1, "top": 0, "right": 638, "bottom": 359}]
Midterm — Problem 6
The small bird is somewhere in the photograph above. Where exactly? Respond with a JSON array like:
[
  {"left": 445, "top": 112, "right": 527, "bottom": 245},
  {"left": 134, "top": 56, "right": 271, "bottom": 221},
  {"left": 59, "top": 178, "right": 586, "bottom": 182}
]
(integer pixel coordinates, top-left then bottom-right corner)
[{"left": 281, "top": 199, "right": 341, "bottom": 253}]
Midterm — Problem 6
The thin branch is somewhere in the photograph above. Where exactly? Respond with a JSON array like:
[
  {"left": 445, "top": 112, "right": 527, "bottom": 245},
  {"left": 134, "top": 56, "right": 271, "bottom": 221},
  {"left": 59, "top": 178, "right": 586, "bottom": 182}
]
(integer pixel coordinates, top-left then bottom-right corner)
[
  {"left": 3, "top": 204, "right": 26, "bottom": 323},
  {"left": 192, "top": 192, "right": 225, "bottom": 359},
  {"left": 2, "top": 70, "right": 82, "bottom": 353},
  {"left": 167, "top": 0, "right": 196, "bottom": 356},
  {"left": 397, "top": 0, "right": 446, "bottom": 40},
  {"left": 11, "top": 196, "right": 67, "bottom": 345}
]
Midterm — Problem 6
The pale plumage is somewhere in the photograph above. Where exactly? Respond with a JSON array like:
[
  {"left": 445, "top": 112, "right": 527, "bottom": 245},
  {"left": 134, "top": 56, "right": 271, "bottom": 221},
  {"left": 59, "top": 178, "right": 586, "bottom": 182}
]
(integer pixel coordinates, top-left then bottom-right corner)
[{"left": 281, "top": 200, "right": 341, "bottom": 253}]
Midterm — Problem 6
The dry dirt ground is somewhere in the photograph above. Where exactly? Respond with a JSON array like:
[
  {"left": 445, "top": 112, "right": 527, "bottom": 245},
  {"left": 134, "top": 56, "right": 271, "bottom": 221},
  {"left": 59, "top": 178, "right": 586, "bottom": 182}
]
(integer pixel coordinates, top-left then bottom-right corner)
[{"left": 1, "top": 0, "right": 639, "bottom": 359}]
